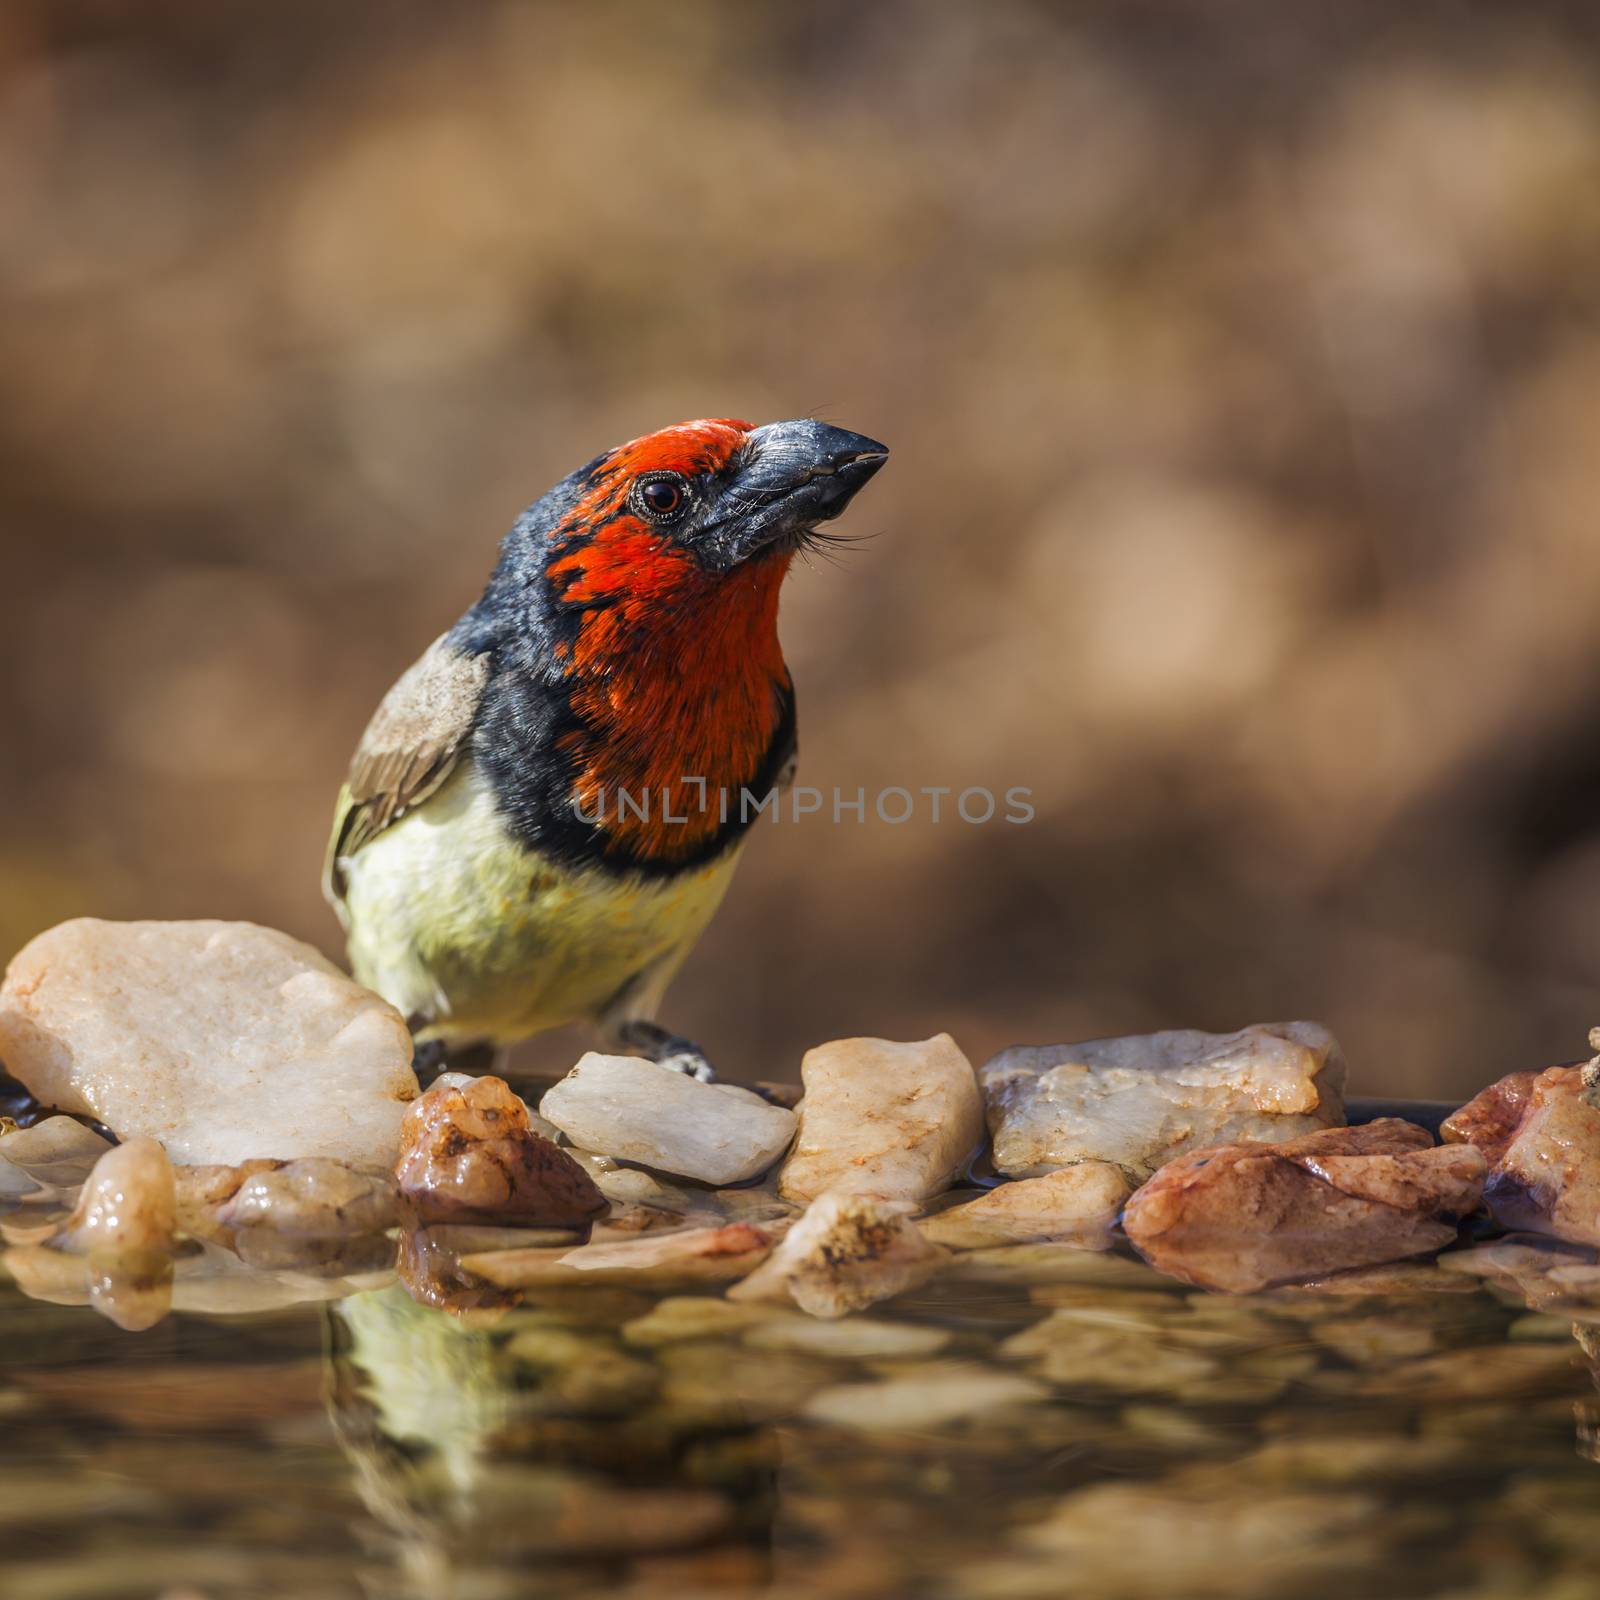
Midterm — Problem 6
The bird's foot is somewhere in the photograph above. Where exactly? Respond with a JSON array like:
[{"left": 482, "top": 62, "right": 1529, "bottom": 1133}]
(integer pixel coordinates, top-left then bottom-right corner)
[
  {"left": 656, "top": 1046, "right": 716, "bottom": 1083},
  {"left": 409, "top": 1035, "right": 499, "bottom": 1088},
  {"left": 615, "top": 1020, "right": 717, "bottom": 1083},
  {"left": 411, "top": 1038, "right": 450, "bottom": 1081}
]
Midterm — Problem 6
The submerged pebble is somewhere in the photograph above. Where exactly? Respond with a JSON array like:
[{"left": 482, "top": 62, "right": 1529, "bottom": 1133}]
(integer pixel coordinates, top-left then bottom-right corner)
[
  {"left": 232, "top": 1227, "right": 397, "bottom": 1277},
  {"left": 1003, "top": 1481, "right": 1387, "bottom": 1599},
  {"left": 743, "top": 1312, "right": 951, "bottom": 1359},
  {"left": 1355, "top": 1339, "right": 1583, "bottom": 1402},
  {"left": 655, "top": 1340, "right": 843, "bottom": 1423},
  {"left": 803, "top": 1367, "right": 1048, "bottom": 1431},
  {"left": 1309, "top": 1315, "right": 1443, "bottom": 1365},
  {"left": 620, "top": 1295, "right": 775, "bottom": 1346},
  {"left": 1000, "top": 1312, "right": 1221, "bottom": 1394},
  {"left": 955, "top": 1242, "right": 1172, "bottom": 1287}
]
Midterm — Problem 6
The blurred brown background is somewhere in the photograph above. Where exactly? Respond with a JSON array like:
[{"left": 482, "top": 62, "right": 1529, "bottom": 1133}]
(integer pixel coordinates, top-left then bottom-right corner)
[{"left": 5, "top": 1, "right": 1600, "bottom": 1098}]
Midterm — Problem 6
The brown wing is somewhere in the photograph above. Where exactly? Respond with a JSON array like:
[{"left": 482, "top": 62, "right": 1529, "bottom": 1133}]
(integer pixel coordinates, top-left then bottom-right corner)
[{"left": 322, "top": 635, "right": 490, "bottom": 906}]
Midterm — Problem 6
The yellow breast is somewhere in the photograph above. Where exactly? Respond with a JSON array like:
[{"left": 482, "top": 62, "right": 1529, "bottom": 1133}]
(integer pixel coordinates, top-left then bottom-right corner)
[{"left": 335, "top": 762, "right": 741, "bottom": 1044}]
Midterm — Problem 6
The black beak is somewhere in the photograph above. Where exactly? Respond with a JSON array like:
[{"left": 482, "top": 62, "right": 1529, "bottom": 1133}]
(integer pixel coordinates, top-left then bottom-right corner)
[{"left": 700, "top": 419, "right": 889, "bottom": 569}]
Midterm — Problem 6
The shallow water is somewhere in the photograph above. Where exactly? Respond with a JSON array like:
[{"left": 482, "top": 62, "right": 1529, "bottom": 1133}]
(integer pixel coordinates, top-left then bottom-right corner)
[{"left": 4, "top": 1241, "right": 1600, "bottom": 1600}]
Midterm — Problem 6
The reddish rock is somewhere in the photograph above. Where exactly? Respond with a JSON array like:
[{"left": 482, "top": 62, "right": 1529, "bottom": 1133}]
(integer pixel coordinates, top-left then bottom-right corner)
[
  {"left": 395, "top": 1076, "right": 605, "bottom": 1227},
  {"left": 1123, "top": 1119, "right": 1485, "bottom": 1293},
  {"left": 1443, "top": 1066, "right": 1600, "bottom": 1246},
  {"left": 1440, "top": 1071, "right": 1541, "bottom": 1165}
]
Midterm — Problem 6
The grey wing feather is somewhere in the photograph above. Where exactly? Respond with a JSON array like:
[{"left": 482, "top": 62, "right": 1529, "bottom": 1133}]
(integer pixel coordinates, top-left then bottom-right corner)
[{"left": 323, "top": 635, "right": 490, "bottom": 903}]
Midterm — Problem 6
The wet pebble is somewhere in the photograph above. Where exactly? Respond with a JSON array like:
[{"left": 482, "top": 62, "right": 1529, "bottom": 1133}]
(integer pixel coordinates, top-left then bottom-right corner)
[
  {"left": 996, "top": 1480, "right": 1389, "bottom": 1599},
  {"left": 729, "top": 1193, "right": 947, "bottom": 1318},
  {"left": 957, "top": 1243, "right": 1170, "bottom": 1287},
  {"left": 655, "top": 1341, "right": 844, "bottom": 1423},
  {"left": 999, "top": 1313, "right": 1221, "bottom": 1394},
  {"left": 396, "top": 1075, "right": 605, "bottom": 1226},
  {"left": 1311, "top": 1315, "right": 1444, "bottom": 1364},
  {"left": 58, "top": 1137, "right": 176, "bottom": 1254},
  {"left": 1357, "top": 1340, "right": 1582, "bottom": 1402}
]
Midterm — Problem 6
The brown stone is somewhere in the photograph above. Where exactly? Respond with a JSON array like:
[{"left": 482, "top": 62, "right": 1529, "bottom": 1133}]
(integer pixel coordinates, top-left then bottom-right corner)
[
  {"left": 1123, "top": 1119, "right": 1485, "bottom": 1293},
  {"left": 394, "top": 1075, "right": 604, "bottom": 1226},
  {"left": 1441, "top": 1070, "right": 1540, "bottom": 1164}
]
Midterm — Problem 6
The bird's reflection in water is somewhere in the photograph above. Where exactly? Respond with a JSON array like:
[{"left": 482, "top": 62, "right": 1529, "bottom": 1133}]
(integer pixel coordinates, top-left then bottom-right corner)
[{"left": 325, "top": 1284, "right": 782, "bottom": 1599}]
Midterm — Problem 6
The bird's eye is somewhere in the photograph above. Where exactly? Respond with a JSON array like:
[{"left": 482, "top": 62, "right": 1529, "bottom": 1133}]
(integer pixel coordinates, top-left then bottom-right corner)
[{"left": 634, "top": 474, "right": 687, "bottom": 521}]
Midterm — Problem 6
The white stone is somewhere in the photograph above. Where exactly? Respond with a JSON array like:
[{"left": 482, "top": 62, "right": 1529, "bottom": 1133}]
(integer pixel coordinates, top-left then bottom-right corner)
[
  {"left": 778, "top": 1034, "right": 983, "bottom": 1205},
  {"left": 981, "top": 1021, "right": 1346, "bottom": 1181},
  {"left": 539, "top": 1053, "right": 796, "bottom": 1186},
  {"left": 0, "top": 919, "right": 419, "bottom": 1166},
  {"left": 729, "top": 1192, "right": 947, "bottom": 1318}
]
